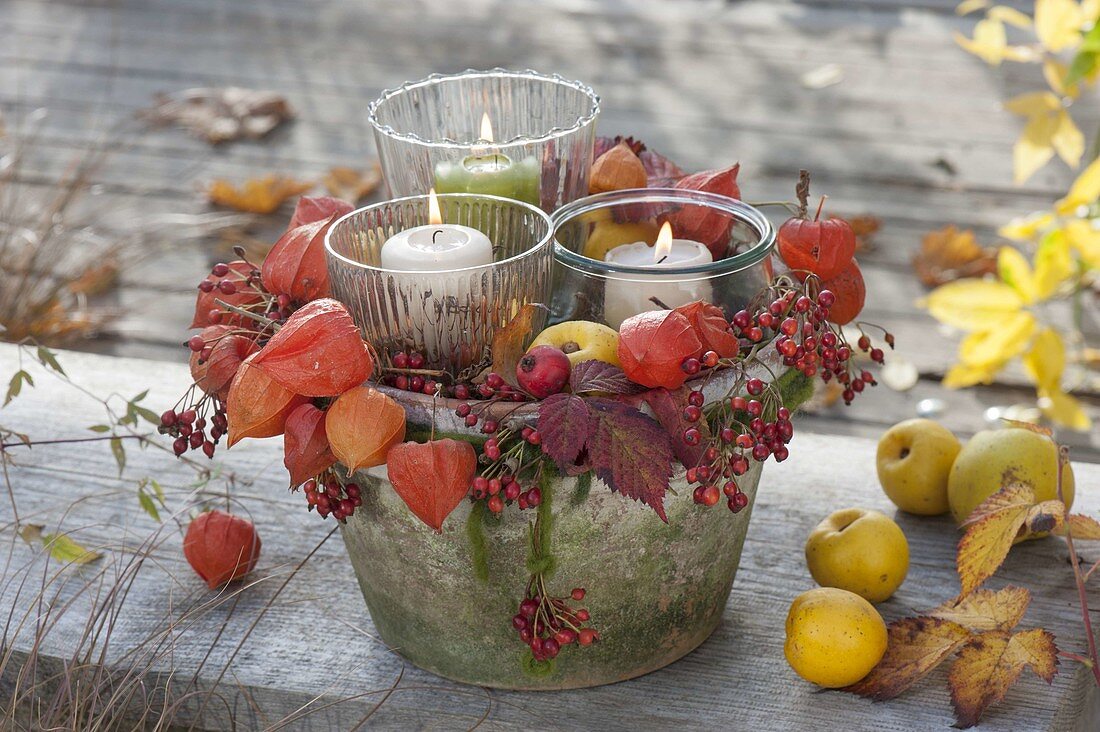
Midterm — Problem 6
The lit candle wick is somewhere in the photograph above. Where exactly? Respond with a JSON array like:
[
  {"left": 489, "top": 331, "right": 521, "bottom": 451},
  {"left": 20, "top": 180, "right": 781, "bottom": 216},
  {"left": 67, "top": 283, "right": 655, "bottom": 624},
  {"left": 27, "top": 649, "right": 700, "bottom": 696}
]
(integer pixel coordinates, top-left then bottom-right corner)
[{"left": 653, "top": 221, "right": 674, "bottom": 263}]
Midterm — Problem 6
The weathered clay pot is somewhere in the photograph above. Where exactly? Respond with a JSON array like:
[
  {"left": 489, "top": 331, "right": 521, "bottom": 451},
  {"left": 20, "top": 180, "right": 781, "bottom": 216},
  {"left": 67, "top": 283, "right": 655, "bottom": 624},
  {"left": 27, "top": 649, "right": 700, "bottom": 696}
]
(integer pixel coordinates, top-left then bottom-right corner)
[{"left": 339, "top": 378, "right": 767, "bottom": 690}]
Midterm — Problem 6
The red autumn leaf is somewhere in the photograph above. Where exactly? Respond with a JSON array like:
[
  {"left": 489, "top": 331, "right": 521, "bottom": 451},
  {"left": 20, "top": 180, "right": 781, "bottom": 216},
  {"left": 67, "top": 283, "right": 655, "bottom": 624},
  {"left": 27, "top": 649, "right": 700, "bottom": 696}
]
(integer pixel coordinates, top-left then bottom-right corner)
[
  {"left": 673, "top": 300, "right": 738, "bottom": 358},
  {"left": 617, "top": 309, "right": 702, "bottom": 390},
  {"left": 587, "top": 397, "right": 673, "bottom": 521},
  {"left": 668, "top": 164, "right": 741, "bottom": 257},
  {"left": 641, "top": 149, "right": 686, "bottom": 187},
  {"left": 325, "top": 386, "right": 406, "bottom": 471},
  {"left": 183, "top": 510, "right": 262, "bottom": 589},
  {"left": 283, "top": 403, "right": 336, "bottom": 486},
  {"left": 190, "top": 326, "right": 260, "bottom": 400},
  {"left": 226, "top": 353, "right": 308, "bottom": 446},
  {"left": 538, "top": 393, "right": 598, "bottom": 472},
  {"left": 387, "top": 439, "right": 477, "bottom": 532},
  {"left": 569, "top": 360, "right": 645, "bottom": 396},
  {"left": 640, "top": 386, "right": 710, "bottom": 470},
  {"left": 250, "top": 298, "right": 373, "bottom": 397},
  {"left": 190, "top": 260, "right": 264, "bottom": 329},
  {"left": 288, "top": 195, "right": 353, "bottom": 229},
  {"left": 261, "top": 214, "right": 338, "bottom": 304}
]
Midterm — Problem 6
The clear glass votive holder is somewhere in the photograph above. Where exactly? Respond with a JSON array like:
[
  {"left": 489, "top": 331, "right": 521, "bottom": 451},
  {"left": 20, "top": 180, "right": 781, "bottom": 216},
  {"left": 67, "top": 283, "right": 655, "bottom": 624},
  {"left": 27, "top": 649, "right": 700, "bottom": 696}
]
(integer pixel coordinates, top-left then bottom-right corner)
[
  {"left": 325, "top": 193, "right": 554, "bottom": 372},
  {"left": 368, "top": 69, "right": 600, "bottom": 212},
  {"left": 550, "top": 189, "right": 777, "bottom": 329}
]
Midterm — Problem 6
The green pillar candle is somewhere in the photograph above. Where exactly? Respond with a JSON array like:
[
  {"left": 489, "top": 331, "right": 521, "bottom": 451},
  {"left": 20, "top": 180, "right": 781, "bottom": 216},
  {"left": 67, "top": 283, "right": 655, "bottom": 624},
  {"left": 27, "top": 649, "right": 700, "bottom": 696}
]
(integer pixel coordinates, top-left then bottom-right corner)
[{"left": 434, "top": 153, "right": 541, "bottom": 207}]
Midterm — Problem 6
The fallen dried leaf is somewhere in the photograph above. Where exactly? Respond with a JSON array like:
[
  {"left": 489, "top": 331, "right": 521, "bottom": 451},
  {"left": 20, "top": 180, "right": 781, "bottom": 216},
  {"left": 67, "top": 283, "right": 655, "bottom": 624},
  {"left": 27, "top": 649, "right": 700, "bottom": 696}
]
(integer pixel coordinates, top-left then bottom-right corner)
[
  {"left": 207, "top": 175, "right": 314, "bottom": 214},
  {"left": 1055, "top": 513, "right": 1100, "bottom": 540},
  {"left": 140, "top": 87, "right": 294, "bottom": 144},
  {"left": 20, "top": 524, "right": 102, "bottom": 565},
  {"left": 323, "top": 165, "right": 383, "bottom": 203},
  {"left": 949, "top": 629, "right": 1058, "bottom": 728},
  {"left": 913, "top": 225, "right": 998, "bottom": 287},
  {"left": 846, "top": 617, "right": 971, "bottom": 700},
  {"left": 845, "top": 214, "right": 881, "bottom": 253},
  {"left": 491, "top": 303, "right": 546, "bottom": 387}
]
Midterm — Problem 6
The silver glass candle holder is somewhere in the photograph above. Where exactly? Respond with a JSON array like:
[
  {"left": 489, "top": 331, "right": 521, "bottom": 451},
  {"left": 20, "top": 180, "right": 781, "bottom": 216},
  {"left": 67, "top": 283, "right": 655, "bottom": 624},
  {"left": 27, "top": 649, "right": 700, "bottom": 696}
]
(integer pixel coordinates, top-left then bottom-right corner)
[
  {"left": 550, "top": 189, "right": 777, "bottom": 329},
  {"left": 368, "top": 69, "right": 600, "bottom": 212},
  {"left": 325, "top": 193, "right": 554, "bottom": 373}
]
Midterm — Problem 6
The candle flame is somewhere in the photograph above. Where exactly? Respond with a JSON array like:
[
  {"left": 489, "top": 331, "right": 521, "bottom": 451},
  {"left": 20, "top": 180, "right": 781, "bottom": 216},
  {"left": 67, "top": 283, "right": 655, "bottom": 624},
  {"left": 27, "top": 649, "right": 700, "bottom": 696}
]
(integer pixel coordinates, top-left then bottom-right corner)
[
  {"left": 428, "top": 187, "right": 442, "bottom": 225},
  {"left": 654, "top": 222, "right": 673, "bottom": 262},
  {"left": 480, "top": 112, "right": 494, "bottom": 143}
]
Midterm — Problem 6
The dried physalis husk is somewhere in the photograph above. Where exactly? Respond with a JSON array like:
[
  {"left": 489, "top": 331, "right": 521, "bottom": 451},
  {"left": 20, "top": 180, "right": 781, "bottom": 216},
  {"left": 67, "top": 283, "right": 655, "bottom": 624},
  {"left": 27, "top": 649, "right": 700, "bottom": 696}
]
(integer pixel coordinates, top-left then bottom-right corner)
[
  {"left": 325, "top": 386, "right": 406, "bottom": 471},
  {"left": 589, "top": 141, "right": 647, "bottom": 194}
]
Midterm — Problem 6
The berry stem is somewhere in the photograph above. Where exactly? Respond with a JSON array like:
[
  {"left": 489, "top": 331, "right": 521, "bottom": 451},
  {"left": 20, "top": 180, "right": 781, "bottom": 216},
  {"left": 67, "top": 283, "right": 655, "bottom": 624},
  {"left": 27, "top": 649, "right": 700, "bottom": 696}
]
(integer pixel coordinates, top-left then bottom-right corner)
[
  {"left": 213, "top": 298, "right": 278, "bottom": 330},
  {"left": 814, "top": 195, "right": 827, "bottom": 223}
]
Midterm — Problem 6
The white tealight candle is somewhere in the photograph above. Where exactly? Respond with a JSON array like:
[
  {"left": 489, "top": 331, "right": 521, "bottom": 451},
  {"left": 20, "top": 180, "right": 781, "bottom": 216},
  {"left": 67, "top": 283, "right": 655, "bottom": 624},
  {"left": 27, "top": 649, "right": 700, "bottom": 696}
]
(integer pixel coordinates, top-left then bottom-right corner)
[
  {"left": 378, "top": 190, "right": 494, "bottom": 361},
  {"left": 602, "top": 222, "right": 714, "bottom": 329}
]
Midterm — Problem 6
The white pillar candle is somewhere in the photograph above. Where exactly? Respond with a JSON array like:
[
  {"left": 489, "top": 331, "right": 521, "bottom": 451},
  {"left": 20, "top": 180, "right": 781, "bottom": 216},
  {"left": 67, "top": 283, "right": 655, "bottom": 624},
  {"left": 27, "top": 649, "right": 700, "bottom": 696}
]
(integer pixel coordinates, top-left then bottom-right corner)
[
  {"left": 379, "top": 190, "right": 494, "bottom": 361},
  {"left": 602, "top": 222, "right": 714, "bottom": 329}
]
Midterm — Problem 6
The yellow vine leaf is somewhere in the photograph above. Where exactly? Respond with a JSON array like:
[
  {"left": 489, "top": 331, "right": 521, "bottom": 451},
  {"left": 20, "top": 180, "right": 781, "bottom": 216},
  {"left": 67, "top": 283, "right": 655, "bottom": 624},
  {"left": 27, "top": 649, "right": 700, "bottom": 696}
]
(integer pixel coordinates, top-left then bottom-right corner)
[
  {"left": 943, "top": 361, "right": 1003, "bottom": 388},
  {"left": 929, "top": 586, "right": 1031, "bottom": 632},
  {"left": 1014, "top": 111, "right": 1060, "bottom": 183},
  {"left": 1038, "top": 386, "right": 1093, "bottom": 430},
  {"left": 955, "top": 18, "right": 1008, "bottom": 64},
  {"left": 988, "top": 6, "right": 1033, "bottom": 28},
  {"left": 1042, "top": 58, "right": 1081, "bottom": 97},
  {"left": 958, "top": 311, "right": 1035, "bottom": 367},
  {"left": 1056, "top": 156, "right": 1100, "bottom": 213},
  {"left": 998, "top": 212, "right": 1053, "bottom": 241},
  {"left": 1033, "top": 230, "right": 1075, "bottom": 298},
  {"left": 1004, "top": 91, "right": 1063, "bottom": 116},
  {"left": 1022, "top": 326, "right": 1066, "bottom": 387},
  {"left": 19, "top": 524, "right": 102, "bottom": 565},
  {"left": 957, "top": 0, "right": 991, "bottom": 14},
  {"left": 1056, "top": 513, "right": 1100, "bottom": 539},
  {"left": 996, "top": 246, "right": 1038, "bottom": 302},
  {"left": 1035, "top": 0, "right": 1085, "bottom": 52},
  {"left": 1050, "top": 109, "right": 1085, "bottom": 167},
  {"left": 1064, "top": 220, "right": 1100, "bottom": 269},
  {"left": 207, "top": 175, "right": 314, "bottom": 214},
  {"left": 948, "top": 629, "right": 1058, "bottom": 729},
  {"left": 957, "top": 483, "right": 1065, "bottom": 596},
  {"left": 845, "top": 617, "right": 972, "bottom": 700},
  {"left": 922, "top": 279, "right": 1024, "bottom": 331}
]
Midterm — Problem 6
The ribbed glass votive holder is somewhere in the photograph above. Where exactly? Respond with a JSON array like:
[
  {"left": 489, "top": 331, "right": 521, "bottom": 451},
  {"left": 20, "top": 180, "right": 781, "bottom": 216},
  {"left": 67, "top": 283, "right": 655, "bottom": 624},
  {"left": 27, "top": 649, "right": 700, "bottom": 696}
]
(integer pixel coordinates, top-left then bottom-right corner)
[
  {"left": 550, "top": 189, "right": 777, "bottom": 329},
  {"left": 325, "top": 193, "right": 554, "bottom": 372},
  {"left": 368, "top": 69, "right": 600, "bottom": 212}
]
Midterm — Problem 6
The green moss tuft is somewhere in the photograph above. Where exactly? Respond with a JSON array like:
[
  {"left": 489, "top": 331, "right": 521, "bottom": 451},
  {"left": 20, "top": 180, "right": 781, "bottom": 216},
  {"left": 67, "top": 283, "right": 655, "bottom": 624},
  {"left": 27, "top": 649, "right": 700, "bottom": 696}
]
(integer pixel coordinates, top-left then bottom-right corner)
[
  {"left": 775, "top": 367, "right": 815, "bottom": 413},
  {"left": 465, "top": 501, "right": 490, "bottom": 583}
]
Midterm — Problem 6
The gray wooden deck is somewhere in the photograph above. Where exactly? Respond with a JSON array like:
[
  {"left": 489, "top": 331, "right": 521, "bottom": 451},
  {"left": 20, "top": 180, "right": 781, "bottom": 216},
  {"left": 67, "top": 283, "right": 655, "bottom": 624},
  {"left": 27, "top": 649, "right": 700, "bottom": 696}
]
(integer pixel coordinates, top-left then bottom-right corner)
[
  {"left": 3, "top": 0, "right": 1098, "bottom": 458},
  {"left": 1, "top": 344, "right": 1097, "bottom": 730}
]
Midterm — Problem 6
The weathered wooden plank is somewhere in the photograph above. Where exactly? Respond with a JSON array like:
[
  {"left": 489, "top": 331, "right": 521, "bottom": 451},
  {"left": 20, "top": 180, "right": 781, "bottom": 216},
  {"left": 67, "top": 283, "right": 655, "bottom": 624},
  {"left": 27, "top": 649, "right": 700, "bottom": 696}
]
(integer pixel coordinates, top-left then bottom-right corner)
[{"left": 0, "top": 344, "right": 1096, "bottom": 730}]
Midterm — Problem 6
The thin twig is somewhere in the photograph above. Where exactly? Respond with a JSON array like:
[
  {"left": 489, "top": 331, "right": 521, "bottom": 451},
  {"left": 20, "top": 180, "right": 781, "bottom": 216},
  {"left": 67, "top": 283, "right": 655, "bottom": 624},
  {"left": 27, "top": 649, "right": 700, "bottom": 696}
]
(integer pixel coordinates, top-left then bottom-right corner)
[{"left": 1059, "top": 445, "right": 1100, "bottom": 687}]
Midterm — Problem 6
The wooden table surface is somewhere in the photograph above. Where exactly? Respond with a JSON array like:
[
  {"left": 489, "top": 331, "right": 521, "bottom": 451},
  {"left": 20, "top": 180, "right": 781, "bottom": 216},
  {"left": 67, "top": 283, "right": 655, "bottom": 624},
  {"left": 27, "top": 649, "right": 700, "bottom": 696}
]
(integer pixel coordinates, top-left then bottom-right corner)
[
  {"left": 3, "top": 0, "right": 1098, "bottom": 460},
  {"left": 1, "top": 343, "right": 1097, "bottom": 730}
]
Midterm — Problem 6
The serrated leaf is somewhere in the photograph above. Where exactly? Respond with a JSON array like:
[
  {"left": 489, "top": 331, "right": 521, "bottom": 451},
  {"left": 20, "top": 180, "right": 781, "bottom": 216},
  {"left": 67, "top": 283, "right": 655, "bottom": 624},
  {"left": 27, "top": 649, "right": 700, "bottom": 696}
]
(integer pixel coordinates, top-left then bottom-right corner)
[
  {"left": 20, "top": 524, "right": 102, "bottom": 565},
  {"left": 957, "top": 483, "right": 1064, "bottom": 595},
  {"left": 845, "top": 617, "right": 972, "bottom": 700},
  {"left": 130, "top": 389, "right": 149, "bottom": 403},
  {"left": 537, "top": 393, "right": 597, "bottom": 472},
  {"left": 133, "top": 406, "right": 161, "bottom": 425},
  {"left": 957, "top": 311, "right": 1035, "bottom": 368},
  {"left": 1057, "top": 513, "right": 1100, "bottom": 539},
  {"left": 640, "top": 386, "right": 709, "bottom": 469},
  {"left": 570, "top": 360, "right": 644, "bottom": 395},
  {"left": 1034, "top": 230, "right": 1074, "bottom": 299},
  {"left": 1056, "top": 155, "right": 1100, "bottom": 213},
  {"left": 948, "top": 629, "right": 1058, "bottom": 728},
  {"left": 988, "top": 5, "right": 1032, "bottom": 28},
  {"left": 929, "top": 586, "right": 1031, "bottom": 631},
  {"left": 110, "top": 437, "right": 126, "bottom": 476},
  {"left": 586, "top": 397, "right": 673, "bottom": 521},
  {"left": 36, "top": 346, "right": 65, "bottom": 375},
  {"left": 150, "top": 479, "right": 165, "bottom": 502},
  {"left": 138, "top": 486, "right": 161, "bottom": 522},
  {"left": 996, "top": 246, "right": 1037, "bottom": 302},
  {"left": 87, "top": 424, "right": 111, "bottom": 433},
  {"left": 4, "top": 370, "right": 33, "bottom": 407}
]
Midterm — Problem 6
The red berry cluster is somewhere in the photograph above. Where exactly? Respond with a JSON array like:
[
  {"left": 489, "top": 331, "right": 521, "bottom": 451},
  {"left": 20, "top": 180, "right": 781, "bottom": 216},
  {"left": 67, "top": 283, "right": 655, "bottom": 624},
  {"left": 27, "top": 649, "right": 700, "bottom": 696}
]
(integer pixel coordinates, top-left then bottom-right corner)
[
  {"left": 301, "top": 473, "right": 362, "bottom": 521},
  {"left": 470, "top": 474, "right": 542, "bottom": 514},
  {"left": 378, "top": 351, "right": 443, "bottom": 396},
  {"left": 467, "top": 425, "right": 544, "bottom": 514},
  {"left": 159, "top": 402, "right": 226, "bottom": 459},
  {"left": 512, "top": 586, "right": 598, "bottom": 662}
]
